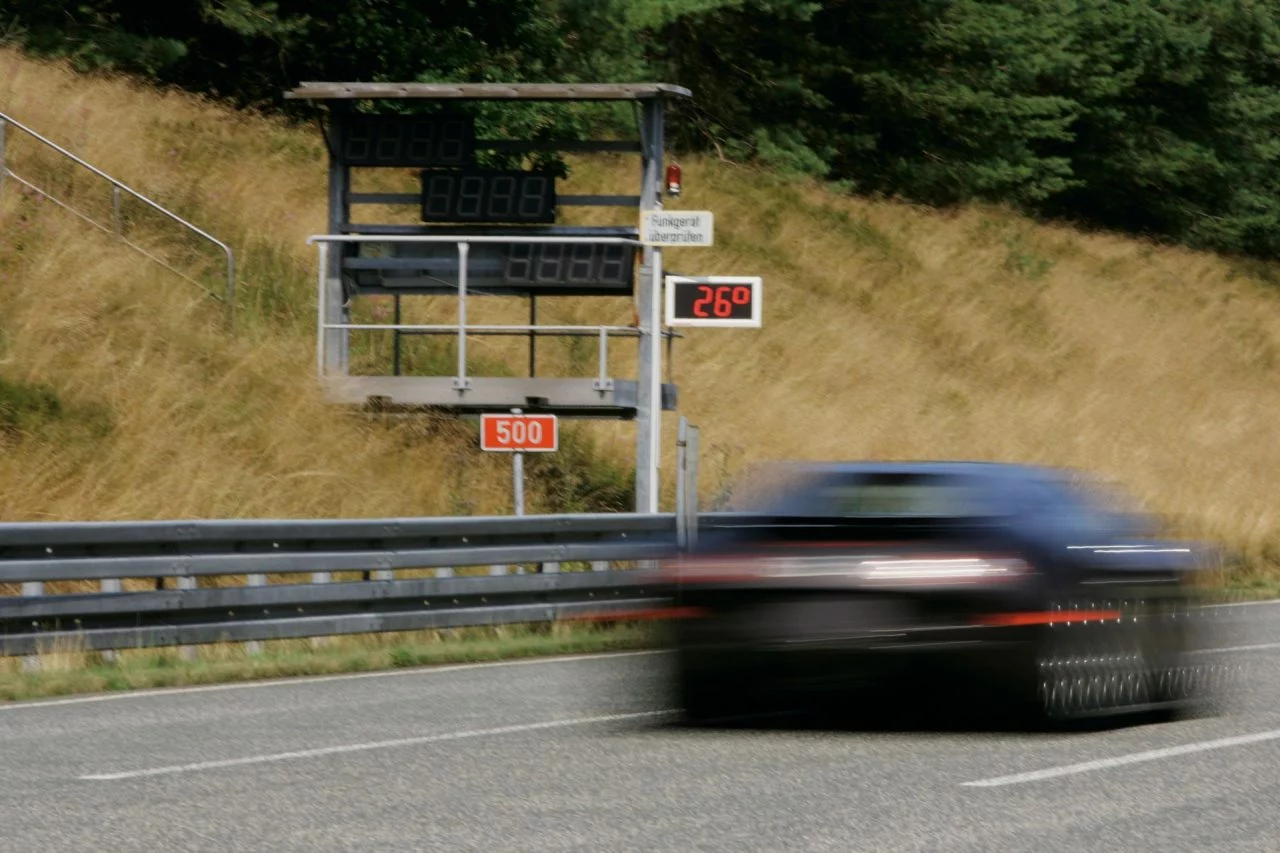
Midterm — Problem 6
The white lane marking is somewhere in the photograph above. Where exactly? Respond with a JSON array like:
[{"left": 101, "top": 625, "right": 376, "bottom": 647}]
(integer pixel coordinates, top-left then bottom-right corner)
[
  {"left": 1209, "top": 598, "right": 1280, "bottom": 609},
  {"left": 963, "top": 728, "right": 1280, "bottom": 788},
  {"left": 80, "top": 709, "right": 676, "bottom": 781},
  {"left": 1192, "top": 641, "right": 1280, "bottom": 654},
  {"left": 0, "top": 651, "right": 663, "bottom": 712}
]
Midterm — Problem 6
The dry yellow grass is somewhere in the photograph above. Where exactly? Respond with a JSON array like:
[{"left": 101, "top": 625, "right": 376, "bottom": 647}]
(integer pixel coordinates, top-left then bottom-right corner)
[{"left": 2, "top": 47, "right": 1279, "bottom": 591}]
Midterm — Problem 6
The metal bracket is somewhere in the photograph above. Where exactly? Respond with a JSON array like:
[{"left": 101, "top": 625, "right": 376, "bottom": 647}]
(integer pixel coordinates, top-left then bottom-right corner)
[
  {"left": 592, "top": 379, "right": 615, "bottom": 392},
  {"left": 451, "top": 377, "right": 473, "bottom": 391}
]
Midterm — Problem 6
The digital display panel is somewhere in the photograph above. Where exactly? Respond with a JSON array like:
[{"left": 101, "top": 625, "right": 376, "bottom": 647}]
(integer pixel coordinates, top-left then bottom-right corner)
[
  {"left": 342, "top": 241, "right": 636, "bottom": 296},
  {"left": 665, "top": 276, "right": 762, "bottom": 328},
  {"left": 503, "top": 243, "right": 630, "bottom": 286},
  {"left": 341, "top": 115, "right": 475, "bottom": 167},
  {"left": 420, "top": 170, "right": 557, "bottom": 224}
]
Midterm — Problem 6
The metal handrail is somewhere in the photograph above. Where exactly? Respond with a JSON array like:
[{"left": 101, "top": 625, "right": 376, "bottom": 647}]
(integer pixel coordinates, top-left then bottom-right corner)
[
  {"left": 0, "top": 111, "right": 236, "bottom": 320},
  {"left": 308, "top": 234, "right": 650, "bottom": 384}
]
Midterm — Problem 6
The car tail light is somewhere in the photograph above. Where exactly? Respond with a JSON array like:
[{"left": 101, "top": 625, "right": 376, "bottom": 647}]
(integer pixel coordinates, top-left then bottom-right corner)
[{"left": 855, "top": 556, "right": 1029, "bottom": 586}]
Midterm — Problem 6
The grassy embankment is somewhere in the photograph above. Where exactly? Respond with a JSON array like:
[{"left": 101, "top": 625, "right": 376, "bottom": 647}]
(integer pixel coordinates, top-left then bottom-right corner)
[{"left": 1, "top": 48, "right": 1279, "bottom": 697}]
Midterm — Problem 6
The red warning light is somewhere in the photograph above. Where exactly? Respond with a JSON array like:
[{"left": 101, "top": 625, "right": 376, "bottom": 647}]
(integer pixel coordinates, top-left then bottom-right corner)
[{"left": 665, "top": 163, "right": 683, "bottom": 197}]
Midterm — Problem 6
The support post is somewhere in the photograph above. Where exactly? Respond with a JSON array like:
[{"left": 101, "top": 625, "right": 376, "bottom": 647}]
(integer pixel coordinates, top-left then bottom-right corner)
[
  {"left": 325, "top": 111, "right": 350, "bottom": 375},
  {"left": 676, "top": 417, "right": 689, "bottom": 550},
  {"left": 20, "top": 579, "right": 42, "bottom": 672},
  {"left": 512, "top": 409, "right": 526, "bottom": 517},
  {"left": 315, "top": 242, "right": 328, "bottom": 378},
  {"left": 676, "top": 417, "right": 700, "bottom": 553},
  {"left": 513, "top": 452, "right": 525, "bottom": 517},
  {"left": 529, "top": 296, "right": 537, "bottom": 377},
  {"left": 246, "top": 573, "right": 265, "bottom": 655},
  {"left": 111, "top": 185, "right": 122, "bottom": 238},
  {"left": 687, "top": 422, "right": 700, "bottom": 552},
  {"left": 176, "top": 576, "right": 197, "bottom": 662},
  {"left": 455, "top": 241, "right": 470, "bottom": 389},
  {"left": 635, "top": 95, "right": 666, "bottom": 513},
  {"left": 393, "top": 294, "right": 402, "bottom": 376}
]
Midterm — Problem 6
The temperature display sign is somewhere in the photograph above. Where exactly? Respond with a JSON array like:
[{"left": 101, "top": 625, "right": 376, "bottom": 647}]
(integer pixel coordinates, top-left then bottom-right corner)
[
  {"left": 481, "top": 413, "right": 558, "bottom": 452},
  {"left": 664, "top": 276, "right": 762, "bottom": 328}
]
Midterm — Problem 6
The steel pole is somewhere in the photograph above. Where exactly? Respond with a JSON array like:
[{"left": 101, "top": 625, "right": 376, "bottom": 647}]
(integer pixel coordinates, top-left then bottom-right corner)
[
  {"left": 676, "top": 416, "right": 688, "bottom": 550},
  {"left": 635, "top": 96, "right": 665, "bottom": 513},
  {"left": 512, "top": 408, "right": 525, "bottom": 516},
  {"left": 456, "top": 241, "right": 470, "bottom": 387}
]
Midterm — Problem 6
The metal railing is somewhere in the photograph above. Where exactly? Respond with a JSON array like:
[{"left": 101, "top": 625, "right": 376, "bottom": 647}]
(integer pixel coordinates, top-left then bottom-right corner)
[
  {"left": 0, "top": 512, "right": 709, "bottom": 656},
  {"left": 308, "top": 234, "right": 661, "bottom": 385},
  {"left": 0, "top": 111, "right": 236, "bottom": 320}
]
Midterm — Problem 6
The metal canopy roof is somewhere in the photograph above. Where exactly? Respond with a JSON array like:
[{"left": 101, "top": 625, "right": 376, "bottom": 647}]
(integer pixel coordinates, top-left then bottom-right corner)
[{"left": 284, "top": 82, "right": 691, "bottom": 101}]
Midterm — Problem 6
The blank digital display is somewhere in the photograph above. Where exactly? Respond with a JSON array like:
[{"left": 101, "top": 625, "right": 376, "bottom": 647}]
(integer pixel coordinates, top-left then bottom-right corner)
[
  {"left": 420, "top": 170, "right": 556, "bottom": 223},
  {"left": 341, "top": 115, "right": 475, "bottom": 167},
  {"left": 342, "top": 241, "right": 636, "bottom": 295},
  {"left": 503, "top": 243, "right": 631, "bottom": 286}
]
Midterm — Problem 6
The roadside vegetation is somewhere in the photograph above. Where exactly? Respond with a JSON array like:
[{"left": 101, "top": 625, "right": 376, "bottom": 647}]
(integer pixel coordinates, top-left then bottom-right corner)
[
  {"left": 0, "top": 623, "right": 656, "bottom": 702},
  {"left": 1, "top": 42, "right": 1279, "bottom": 691}
]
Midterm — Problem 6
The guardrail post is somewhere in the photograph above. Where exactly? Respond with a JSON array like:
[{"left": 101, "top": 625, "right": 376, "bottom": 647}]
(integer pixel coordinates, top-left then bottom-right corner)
[
  {"left": 99, "top": 578, "right": 122, "bottom": 663},
  {"left": 246, "top": 573, "right": 266, "bottom": 655},
  {"left": 20, "top": 579, "right": 43, "bottom": 672},
  {"left": 176, "top": 576, "right": 197, "bottom": 661},
  {"left": 309, "top": 571, "right": 331, "bottom": 648}
]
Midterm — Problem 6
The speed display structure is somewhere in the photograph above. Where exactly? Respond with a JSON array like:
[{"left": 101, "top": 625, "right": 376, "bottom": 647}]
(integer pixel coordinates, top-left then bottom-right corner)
[
  {"left": 665, "top": 276, "right": 762, "bottom": 328},
  {"left": 335, "top": 112, "right": 638, "bottom": 296}
]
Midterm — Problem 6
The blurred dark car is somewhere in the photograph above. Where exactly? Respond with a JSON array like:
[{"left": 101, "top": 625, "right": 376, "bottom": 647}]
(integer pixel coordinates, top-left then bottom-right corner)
[{"left": 665, "top": 461, "right": 1224, "bottom": 725}]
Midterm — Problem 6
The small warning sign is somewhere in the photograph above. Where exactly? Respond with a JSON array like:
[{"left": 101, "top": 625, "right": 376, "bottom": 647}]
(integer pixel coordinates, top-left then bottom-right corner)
[{"left": 640, "top": 210, "right": 714, "bottom": 247}]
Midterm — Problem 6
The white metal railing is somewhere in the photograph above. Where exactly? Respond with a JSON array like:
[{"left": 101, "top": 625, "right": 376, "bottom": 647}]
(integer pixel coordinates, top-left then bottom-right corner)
[
  {"left": 0, "top": 111, "right": 236, "bottom": 318},
  {"left": 307, "top": 234, "right": 650, "bottom": 386}
]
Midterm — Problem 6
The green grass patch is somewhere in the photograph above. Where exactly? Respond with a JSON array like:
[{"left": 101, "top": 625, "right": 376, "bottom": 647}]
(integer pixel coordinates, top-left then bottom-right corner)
[{"left": 0, "top": 621, "right": 659, "bottom": 703}]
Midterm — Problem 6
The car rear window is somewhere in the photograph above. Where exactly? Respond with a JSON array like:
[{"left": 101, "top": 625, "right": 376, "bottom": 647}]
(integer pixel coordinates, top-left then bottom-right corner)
[{"left": 789, "top": 473, "right": 995, "bottom": 518}]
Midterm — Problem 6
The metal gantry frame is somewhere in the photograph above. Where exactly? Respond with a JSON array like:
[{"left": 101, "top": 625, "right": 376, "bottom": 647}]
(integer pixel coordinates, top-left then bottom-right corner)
[{"left": 287, "top": 82, "right": 691, "bottom": 514}]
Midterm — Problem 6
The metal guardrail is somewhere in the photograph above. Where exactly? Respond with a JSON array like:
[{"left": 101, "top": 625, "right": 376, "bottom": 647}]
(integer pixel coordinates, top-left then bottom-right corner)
[
  {"left": 0, "top": 111, "right": 236, "bottom": 320},
  {"left": 0, "top": 513, "right": 691, "bottom": 656}
]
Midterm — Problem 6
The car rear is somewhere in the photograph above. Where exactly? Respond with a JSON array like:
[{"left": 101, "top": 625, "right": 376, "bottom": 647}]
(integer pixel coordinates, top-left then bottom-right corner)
[{"left": 667, "top": 512, "right": 1050, "bottom": 719}]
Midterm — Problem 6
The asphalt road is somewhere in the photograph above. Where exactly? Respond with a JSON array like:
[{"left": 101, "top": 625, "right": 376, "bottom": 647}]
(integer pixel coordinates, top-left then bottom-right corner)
[{"left": 2, "top": 603, "right": 1279, "bottom": 852}]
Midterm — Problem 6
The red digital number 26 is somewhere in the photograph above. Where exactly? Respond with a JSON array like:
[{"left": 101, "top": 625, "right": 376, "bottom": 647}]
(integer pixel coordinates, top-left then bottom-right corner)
[{"left": 693, "top": 285, "right": 715, "bottom": 317}]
